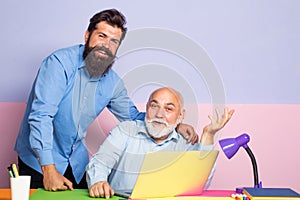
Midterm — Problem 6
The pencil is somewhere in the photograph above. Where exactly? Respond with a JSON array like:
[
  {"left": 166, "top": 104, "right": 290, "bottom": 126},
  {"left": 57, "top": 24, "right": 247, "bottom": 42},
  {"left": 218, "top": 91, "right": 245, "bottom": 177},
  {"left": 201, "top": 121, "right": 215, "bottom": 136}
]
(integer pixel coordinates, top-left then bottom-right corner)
[{"left": 12, "top": 163, "right": 19, "bottom": 177}]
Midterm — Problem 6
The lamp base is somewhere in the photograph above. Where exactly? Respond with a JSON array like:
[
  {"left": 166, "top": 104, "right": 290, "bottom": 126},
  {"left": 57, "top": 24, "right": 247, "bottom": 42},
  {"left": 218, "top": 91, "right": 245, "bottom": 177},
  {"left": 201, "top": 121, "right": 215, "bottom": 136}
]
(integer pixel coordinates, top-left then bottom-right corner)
[{"left": 254, "top": 181, "right": 263, "bottom": 188}]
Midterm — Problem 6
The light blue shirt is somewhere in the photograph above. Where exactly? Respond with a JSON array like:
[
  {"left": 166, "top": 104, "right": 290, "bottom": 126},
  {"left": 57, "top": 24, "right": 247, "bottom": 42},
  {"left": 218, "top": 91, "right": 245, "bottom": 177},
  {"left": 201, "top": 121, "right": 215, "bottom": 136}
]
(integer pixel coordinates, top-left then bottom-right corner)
[
  {"left": 14, "top": 44, "right": 145, "bottom": 183},
  {"left": 86, "top": 120, "right": 215, "bottom": 191}
]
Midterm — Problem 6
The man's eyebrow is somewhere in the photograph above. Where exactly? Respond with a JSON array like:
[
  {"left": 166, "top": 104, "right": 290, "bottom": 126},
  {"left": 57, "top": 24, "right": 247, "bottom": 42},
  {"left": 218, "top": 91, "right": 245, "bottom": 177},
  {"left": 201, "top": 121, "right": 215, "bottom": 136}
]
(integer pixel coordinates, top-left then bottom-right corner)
[
  {"left": 96, "top": 30, "right": 121, "bottom": 41},
  {"left": 149, "top": 99, "right": 176, "bottom": 107},
  {"left": 96, "top": 31, "right": 106, "bottom": 36},
  {"left": 149, "top": 99, "right": 158, "bottom": 104},
  {"left": 165, "top": 103, "right": 176, "bottom": 107}
]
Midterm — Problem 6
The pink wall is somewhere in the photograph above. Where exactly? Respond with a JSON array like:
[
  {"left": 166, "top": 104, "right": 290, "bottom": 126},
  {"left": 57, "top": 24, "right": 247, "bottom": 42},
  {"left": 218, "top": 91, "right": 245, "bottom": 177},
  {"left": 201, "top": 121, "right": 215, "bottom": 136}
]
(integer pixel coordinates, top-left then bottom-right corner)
[
  {"left": 1, "top": 103, "right": 300, "bottom": 192},
  {"left": 0, "top": 103, "right": 25, "bottom": 187}
]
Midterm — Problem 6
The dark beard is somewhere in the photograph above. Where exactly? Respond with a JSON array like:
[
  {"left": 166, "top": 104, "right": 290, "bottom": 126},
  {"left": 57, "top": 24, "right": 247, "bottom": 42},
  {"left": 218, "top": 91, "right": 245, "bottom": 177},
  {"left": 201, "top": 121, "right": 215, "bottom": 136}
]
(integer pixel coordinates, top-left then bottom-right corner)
[{"left": 83, "top": 45, "right": 115, "bottom": 78}]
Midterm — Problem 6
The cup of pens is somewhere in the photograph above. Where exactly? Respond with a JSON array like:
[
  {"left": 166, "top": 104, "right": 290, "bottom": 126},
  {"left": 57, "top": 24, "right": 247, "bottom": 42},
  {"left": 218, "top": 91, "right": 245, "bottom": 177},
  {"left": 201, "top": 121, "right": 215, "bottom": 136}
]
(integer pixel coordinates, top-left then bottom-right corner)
[{"left": 8, "top": 164, "right": 31, "bottom": 200}]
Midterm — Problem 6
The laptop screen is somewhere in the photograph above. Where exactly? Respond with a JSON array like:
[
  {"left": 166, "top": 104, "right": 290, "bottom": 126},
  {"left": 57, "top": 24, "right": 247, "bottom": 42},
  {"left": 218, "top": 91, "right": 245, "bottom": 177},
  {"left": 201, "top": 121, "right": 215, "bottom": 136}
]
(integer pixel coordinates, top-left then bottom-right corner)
[{"left": 129, "top": 150, "right": 218, "bottom": 198}]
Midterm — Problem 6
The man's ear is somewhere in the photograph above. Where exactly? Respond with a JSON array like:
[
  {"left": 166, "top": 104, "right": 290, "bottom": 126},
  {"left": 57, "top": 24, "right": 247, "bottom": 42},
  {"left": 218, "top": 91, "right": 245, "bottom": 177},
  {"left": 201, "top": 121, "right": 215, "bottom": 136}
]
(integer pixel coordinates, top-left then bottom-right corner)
[
  {"left": 178, "top": 109, "right": 186, "bottom": 124},
  {"left": 84, "top": 30, "right": 90, "bottom": 43}
]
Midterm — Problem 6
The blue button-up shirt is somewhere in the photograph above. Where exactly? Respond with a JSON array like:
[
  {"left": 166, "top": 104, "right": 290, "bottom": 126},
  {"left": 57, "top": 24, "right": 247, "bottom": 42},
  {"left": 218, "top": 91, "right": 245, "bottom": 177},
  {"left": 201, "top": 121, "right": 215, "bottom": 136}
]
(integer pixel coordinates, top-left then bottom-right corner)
[
  {"left": 14, "top": 44, "right": 145, "bottom": 183},
  {"left": 86, "top": 120, "right": 215, "bottom": 191}
]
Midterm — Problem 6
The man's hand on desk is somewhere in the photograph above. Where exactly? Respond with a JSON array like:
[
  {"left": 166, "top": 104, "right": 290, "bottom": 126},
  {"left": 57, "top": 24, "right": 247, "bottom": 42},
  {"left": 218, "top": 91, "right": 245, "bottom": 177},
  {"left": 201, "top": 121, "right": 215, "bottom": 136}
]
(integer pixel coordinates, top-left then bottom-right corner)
[
  {"left": 89, "top": 181, "right": 114, "bottom": 199},
  {"left": 42, "top": 164, "right": 73, "bottom": 191}
]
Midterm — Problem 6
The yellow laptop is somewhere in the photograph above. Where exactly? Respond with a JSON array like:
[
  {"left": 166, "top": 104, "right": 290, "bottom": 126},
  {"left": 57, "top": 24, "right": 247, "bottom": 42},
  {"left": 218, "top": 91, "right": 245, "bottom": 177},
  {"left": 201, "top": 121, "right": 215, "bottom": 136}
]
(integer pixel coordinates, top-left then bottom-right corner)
[{"left": 116, "top": 150, "right": 218, "bottom": 199}]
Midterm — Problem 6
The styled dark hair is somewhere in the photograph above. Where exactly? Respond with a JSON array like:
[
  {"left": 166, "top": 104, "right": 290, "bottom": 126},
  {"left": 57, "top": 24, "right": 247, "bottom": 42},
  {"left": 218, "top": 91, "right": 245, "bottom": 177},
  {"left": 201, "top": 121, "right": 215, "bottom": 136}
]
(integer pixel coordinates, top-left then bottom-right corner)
[{"left": 87, "top": 8, "right": 127, "bottom": 42}]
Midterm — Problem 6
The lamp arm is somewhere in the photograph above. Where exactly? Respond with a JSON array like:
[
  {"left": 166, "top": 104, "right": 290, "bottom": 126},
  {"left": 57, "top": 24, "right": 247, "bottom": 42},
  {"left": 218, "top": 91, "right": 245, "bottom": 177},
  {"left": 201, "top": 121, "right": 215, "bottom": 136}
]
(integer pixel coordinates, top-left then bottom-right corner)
[{"left": 244, "top": 147, "right": 260, "bottom": 188}]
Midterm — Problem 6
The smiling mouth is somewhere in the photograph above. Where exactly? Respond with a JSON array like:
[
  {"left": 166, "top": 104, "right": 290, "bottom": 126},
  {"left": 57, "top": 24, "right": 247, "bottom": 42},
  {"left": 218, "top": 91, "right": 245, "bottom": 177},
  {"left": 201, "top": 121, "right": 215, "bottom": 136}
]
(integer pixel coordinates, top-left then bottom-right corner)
[
  {"left": 152, "top": 121, "right": 166, "bottom": 127},
  {"left": 96, "top": 50, "right": 108, "bottom": 57}
]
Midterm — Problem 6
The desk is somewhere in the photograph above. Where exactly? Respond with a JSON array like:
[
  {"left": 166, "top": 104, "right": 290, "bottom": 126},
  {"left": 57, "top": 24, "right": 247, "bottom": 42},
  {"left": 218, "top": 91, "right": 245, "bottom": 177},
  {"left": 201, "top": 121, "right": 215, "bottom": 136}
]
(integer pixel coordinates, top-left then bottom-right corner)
[
  {"left": 0, "top": 188, "right": 234, "bottom": 199},
  {"left": 0, "top": 189, "right": 36, "bottom": 200}
]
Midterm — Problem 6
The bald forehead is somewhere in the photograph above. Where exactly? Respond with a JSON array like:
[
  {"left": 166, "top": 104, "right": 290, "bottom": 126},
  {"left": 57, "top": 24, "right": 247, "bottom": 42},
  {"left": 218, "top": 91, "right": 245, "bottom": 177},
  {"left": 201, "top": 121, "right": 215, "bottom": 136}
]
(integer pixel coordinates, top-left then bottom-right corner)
[{"left": 148, "top": 88, "right": 183, "bottom": 108}]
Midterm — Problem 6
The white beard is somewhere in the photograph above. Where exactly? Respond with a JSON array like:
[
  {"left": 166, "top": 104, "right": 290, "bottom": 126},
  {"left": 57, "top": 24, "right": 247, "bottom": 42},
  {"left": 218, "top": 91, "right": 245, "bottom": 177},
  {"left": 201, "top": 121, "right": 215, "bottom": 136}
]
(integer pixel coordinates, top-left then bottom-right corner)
[{"left": 145, "top": 118, "right": 179, "bottom": 139}]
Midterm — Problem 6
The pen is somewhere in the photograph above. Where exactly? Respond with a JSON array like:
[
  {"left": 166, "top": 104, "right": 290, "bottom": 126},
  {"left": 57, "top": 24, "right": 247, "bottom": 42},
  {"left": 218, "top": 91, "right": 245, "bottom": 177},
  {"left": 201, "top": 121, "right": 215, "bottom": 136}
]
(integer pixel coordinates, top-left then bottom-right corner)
[
  {"left": 12, "top": 163, "right": 19, "bottom": 177},
  {"left": 7, "top": 166, "right": 14, "bottom": 178}
]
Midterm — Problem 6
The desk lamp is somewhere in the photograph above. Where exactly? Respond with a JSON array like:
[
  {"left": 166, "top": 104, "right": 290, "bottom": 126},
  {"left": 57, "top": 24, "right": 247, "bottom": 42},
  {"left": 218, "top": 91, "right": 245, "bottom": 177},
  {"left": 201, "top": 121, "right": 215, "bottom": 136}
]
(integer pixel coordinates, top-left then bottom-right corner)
[{"left": 219, "top": 133, "right": 262, "bottom": 188}]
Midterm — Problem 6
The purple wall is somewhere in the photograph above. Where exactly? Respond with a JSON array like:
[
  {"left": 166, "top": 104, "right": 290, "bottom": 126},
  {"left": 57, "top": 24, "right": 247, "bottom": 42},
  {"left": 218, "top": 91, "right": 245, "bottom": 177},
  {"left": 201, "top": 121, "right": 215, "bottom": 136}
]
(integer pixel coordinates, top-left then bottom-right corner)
[{"left": 1, "top": 0, "right": 300, "bottom": 103}]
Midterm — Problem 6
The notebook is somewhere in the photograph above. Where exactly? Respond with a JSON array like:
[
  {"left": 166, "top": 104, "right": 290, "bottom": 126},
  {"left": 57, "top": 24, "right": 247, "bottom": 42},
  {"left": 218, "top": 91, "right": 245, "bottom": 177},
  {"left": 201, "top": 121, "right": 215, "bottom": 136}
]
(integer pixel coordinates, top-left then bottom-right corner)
[
  {"left": 243, "top": 187, "right": 300, "bottom": 199},
  {"left": 115, "top": 150, "right": 218, "bottom": 199}
]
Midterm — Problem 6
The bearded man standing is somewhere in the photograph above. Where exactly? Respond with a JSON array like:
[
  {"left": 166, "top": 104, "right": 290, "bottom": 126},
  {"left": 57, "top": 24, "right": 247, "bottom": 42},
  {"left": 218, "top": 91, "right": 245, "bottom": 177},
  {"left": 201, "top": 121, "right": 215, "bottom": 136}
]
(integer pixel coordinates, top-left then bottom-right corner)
[
  {"left": 14, "top": 9, "right": 199, "bottom": 191},
  {"left": 86, "top": 87, "right": 234, "bottom": 199}
]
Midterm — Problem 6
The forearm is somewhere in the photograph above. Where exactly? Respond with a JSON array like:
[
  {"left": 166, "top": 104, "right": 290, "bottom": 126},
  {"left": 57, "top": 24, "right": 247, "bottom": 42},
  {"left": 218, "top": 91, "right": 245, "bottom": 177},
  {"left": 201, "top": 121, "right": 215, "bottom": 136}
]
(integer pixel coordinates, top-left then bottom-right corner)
[
  {"left": 86, "top": 124, "right": 129, "bottom": 188},
  {"left": 41, "top": 164, "right": 57, "bottom": 174},
  {"left": 200, "top": 129, "right": 215, "bottom": 146},
  {"left": 29, "top": 118, "right": 55, "bottom": 166},
  {"left": 86, "top": 138, "right": 121, "bottom": 188},
  {"left": 29, "top": 119, "right": 55, "bottom": 165},
  {"left": 86, "top": 157, "right": 112, "bottom": 188}
]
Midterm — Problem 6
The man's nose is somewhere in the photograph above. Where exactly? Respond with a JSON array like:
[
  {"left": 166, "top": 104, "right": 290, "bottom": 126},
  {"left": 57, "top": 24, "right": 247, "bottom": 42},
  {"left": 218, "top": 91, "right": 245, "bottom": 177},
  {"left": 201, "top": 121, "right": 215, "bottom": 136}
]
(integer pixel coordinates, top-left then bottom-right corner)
[
  {"left": 155, "top": 107, "right": 165, "bottom": 118},
  {"left": 98, "top": 38, "right": 110, "bottom": 48}
]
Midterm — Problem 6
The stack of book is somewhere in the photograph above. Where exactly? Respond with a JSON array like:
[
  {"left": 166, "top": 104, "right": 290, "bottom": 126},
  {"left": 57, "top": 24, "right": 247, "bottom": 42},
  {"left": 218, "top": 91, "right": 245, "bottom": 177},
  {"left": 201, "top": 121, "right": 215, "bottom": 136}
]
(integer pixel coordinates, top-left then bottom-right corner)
[{"left": 243, "top": 187, "right": 300, "bottom": 200}]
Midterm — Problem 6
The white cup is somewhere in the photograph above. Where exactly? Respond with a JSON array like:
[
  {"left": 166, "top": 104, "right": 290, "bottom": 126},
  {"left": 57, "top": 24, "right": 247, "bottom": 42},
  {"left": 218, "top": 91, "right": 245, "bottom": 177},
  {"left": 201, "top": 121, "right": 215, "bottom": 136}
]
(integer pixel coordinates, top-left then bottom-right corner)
[{"left": 10, "top": 175, "right": 31, "bottom": 200}]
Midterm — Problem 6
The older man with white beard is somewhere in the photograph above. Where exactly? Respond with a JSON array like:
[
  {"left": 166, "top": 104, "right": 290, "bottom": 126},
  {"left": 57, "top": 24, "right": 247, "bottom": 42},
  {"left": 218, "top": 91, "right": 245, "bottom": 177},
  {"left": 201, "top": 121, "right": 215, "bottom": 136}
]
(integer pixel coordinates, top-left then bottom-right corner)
[{"left": 86, "top": 87, "right": 234, "bottom": 199}]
